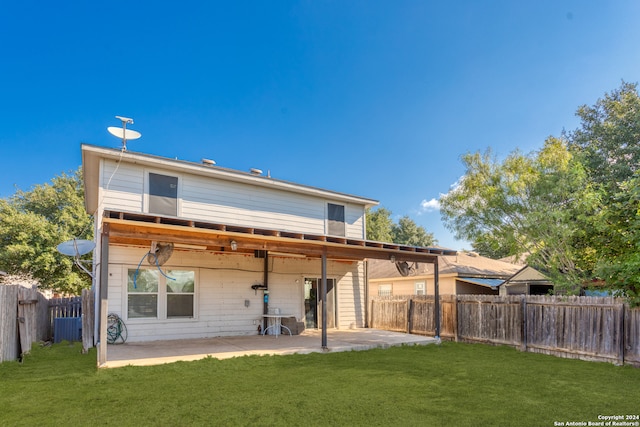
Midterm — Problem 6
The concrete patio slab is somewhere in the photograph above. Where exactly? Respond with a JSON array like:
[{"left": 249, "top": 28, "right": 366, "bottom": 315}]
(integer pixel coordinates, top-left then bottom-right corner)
[{"left": 102, "top": 329, "right": 438, "bottom": 368}]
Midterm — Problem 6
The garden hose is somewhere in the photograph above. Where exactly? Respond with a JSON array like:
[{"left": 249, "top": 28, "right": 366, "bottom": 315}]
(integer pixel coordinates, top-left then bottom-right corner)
[{"left": 107, "top": 313, "right": 128, "bottom": 344}]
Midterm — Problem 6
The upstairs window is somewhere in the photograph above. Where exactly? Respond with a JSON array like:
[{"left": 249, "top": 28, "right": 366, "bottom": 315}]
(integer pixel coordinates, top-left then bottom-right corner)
[
  {"left": 149, "top": 173, "right": 178, "bottom": 216},
  {"left": 327, "top": 203, "right": 345, "bottom": 236}
]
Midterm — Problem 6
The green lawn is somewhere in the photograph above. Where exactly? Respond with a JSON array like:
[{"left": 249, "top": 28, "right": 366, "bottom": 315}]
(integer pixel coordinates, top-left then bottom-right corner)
[{"left": 1, "top": 341, "right": 638, "bottom": 426}]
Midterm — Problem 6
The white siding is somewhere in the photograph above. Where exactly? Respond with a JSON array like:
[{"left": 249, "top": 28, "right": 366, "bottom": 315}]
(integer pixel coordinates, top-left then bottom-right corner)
[
  {"left": 181, "top": 173, "right": 325, "bottom": 233},
  {"left": 106, "top": 246, "right": 365, "bottom": 342},
  {"left": 335, "top": 264, "right": 367, "bottom": 328},
  {"left": 99, "top": 160, "right": 368, "bottom": 239},
  {"left": 345, "top": 203, "right": 365, "bottom": 239},
  {"left": 101, "top": 160, "right": 144, "bottom": 212}
]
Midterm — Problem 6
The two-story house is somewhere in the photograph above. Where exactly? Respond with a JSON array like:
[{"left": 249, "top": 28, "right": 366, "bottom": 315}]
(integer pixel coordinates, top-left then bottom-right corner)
[{"left": 82, "top": 144, "right": 454, "bottom": 366}]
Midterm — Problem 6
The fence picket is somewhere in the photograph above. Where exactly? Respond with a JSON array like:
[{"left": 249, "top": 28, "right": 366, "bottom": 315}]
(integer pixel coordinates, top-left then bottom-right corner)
[
  {"left": 0, "top": 288, "right": 91, "bottom": 363},
  {"left": 370, "top": 294, "right": 640, "bottom": 366}
]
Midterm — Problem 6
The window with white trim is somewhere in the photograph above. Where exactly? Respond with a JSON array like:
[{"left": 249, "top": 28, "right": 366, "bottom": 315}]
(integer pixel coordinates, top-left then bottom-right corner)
[
  {"left": 127, "top": 268, "right": 195, "bottom": 319},
  {"left": 415, "top": 281, "right": 426, "bottom": 295},
  {"left": 378, "top": 284, "right": 392, "bottom": 297}
]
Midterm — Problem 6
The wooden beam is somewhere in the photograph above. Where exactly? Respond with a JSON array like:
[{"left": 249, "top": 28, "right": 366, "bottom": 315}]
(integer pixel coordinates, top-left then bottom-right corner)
[{"left": 102, "top": 216, "right": 448, "bottom": 263}]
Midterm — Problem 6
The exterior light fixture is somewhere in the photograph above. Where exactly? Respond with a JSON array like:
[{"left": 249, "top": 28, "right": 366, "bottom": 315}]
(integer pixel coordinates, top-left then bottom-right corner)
[
  {"left": 390, "top": 255, "right": 396, "bottom": 263},
  {"left": 230, "top": 240, "right": 237, "bottom": 251}
]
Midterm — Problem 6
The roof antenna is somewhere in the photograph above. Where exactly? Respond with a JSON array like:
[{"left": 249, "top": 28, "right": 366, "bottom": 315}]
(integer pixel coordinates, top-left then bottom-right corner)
[{"left": 107, "top": 116, "right": 142, "bottom": 151}]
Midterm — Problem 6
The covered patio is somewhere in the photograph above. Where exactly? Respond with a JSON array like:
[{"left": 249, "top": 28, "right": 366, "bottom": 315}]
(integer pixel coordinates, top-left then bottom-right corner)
[
  {"left": 103, "top": 328, "right": 438, "bottom": 368},
  {"left": 95, "top": 211, "right": 456, "bottom": 367}
]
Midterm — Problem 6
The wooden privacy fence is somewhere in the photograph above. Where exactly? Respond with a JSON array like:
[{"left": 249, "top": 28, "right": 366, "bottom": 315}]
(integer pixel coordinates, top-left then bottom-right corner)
[
  {"left": 0, "top": 285, "right": 49, "bottom": 363},
  {"left": 0, "top": 286, "right": 94, "bottom": 363},
  {"left": 370, "top": 295, "right": 458, "bottom": 340},
  {"left": 370, "top": 294, "right": 640, "bottom": 366}
]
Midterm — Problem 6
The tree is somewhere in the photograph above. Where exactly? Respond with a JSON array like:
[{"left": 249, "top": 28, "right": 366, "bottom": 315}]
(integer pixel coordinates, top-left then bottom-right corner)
[
  {"left": 0, "top": 168, "right": 93, "bottom": 294},
  {"left": 592, "top": 172, "right": 640, "bottom": 304},
  {"left": 566, "top": 82, "right": 640, "bottom": 304},
  {"left": 365, "top": 207, "right": 394, "bottom": 242},
  {"left": 366, "top": 207, "right": 436, "bottom": 247},
  {"left": 392, "top": 216, "right": 436, "bottom": 247},
  {"left": 440, "top": 82, "right": 640, "bottom": 303},
  {"left": 569, "top": 81, "right": 640, "bottom": 189},
  {"left": 439, "top": 138, "right": 593, "bottom": 287}
]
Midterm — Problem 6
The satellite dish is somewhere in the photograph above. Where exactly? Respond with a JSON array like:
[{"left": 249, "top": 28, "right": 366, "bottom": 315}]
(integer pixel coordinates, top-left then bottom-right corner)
[
  {"left": 147, "top": 242, "right": 174, "bottom": 266},
  {"left": 56, "top": 239, "right": 96, "bottom": 257},
  {"left": 395, "top": 261, "right": 418, "bottom": 277},
  {"left": 107, "top": 115, "right": 141, "bottom": 151},
  {"left": 56, "top": 239, "right": 96, "bottom": 278},
  {"left": 395, "top": 261, "right": 410, "bottom": 277},
  {"left": 107, "top": 127, "right": 142, "bottom": 141}
]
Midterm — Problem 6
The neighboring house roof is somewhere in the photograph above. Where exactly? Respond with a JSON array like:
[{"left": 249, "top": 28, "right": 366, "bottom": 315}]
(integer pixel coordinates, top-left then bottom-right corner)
[
  {"left": 82, "top": 143, "right": 380, "bottom": 214},
  {"left": 0, "top": 273, "right": 41, "bottom": 288},
  {"left": 503, "top": 265, "right": 550, "bottom": 284},
  {"left": 368, "top": 251, "right": 522, "bottom": 280},
  {"left": 499, "top": 253, "right": 530, "bottom": 266}
]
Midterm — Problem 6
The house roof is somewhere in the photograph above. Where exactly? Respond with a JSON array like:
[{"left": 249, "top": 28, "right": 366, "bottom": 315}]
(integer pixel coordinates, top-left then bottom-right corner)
[
  {"left": 368, "top": 251, "right": 522, "bottom": 280},
  {"left": 82, "top": 143, "right": 380, "bottom": 214}
]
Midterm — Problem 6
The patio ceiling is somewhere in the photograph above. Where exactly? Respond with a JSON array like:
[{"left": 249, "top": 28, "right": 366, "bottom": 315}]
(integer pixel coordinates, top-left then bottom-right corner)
[{"left": 102, "top": 210, "right": 457, "bottom": 263}]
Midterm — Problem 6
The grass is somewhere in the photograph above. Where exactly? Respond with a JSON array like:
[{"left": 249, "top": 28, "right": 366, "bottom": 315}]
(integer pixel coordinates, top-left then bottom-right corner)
[{"left": 1, "top": 341, "right": 638, "bottom": 426}]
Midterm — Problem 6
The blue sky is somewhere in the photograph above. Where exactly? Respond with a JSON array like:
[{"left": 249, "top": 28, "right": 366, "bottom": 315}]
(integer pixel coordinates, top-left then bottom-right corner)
[{"left": 2, "top": 1, "right": 640, "bottom": 250}]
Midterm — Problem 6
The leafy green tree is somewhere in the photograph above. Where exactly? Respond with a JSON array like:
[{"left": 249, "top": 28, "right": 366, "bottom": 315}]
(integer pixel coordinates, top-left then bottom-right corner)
[
  {"left": 440, "top": 138, "right": 592, "bottom": 288},
  {"left": 441, "top": 82, "right": 640, "bottom": 303},
  {"left": 392, "top": 216, "right": 436, "bottom": 247},
  {"left": 565, "top": 82, "right": 640, "bottom": 304},
  {"left": 0, "top": 168, "right": 92, "bottom": 294},
  {"left": 569, "top": 81, "right": 640, "bottom": 189},
  {"left": 591, "top": 171, "right": 640, "bottom": 303},
  {"left": 365, "top": 207, "right": 394, "bottom": 242},
  {"left": 366, "top": 207, "right": 436, "bottom": 247},
  {"left": 469, "top": 236, "right": 512, "bottom": 260}
]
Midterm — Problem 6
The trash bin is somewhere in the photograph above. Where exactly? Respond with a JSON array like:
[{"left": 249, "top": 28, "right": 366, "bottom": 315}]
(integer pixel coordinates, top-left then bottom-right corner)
[{"left": 54, "top": 317, "right": 82, "bottom": 343}]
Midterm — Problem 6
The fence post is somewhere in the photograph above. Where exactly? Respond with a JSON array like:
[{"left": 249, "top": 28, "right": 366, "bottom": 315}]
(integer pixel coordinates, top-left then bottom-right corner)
[
  {"left": 452, "top": 295, "right": 458, "bottom": 342},
  {"left": 521, "top": 296, "right": 527, "bottom": 352},
  {"left": 620, "top": 302, "right": 625, "bottom": 366},
  {"left": 407, "top": 298, "right": 413, "bottom": 333},
  {"left": 370, "top": 299, "right": 375, "bottom": 329}
]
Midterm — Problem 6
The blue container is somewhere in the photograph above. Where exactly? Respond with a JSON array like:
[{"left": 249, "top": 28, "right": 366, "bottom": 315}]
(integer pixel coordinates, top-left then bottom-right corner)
[{"left": 54, "top": 317, "right": 82, "bottom": 343}]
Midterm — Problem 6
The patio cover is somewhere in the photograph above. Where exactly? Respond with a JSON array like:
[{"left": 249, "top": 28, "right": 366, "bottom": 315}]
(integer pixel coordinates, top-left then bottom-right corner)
[{"left": 96, "top": 210, "right": 457, "bottom": 364}]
